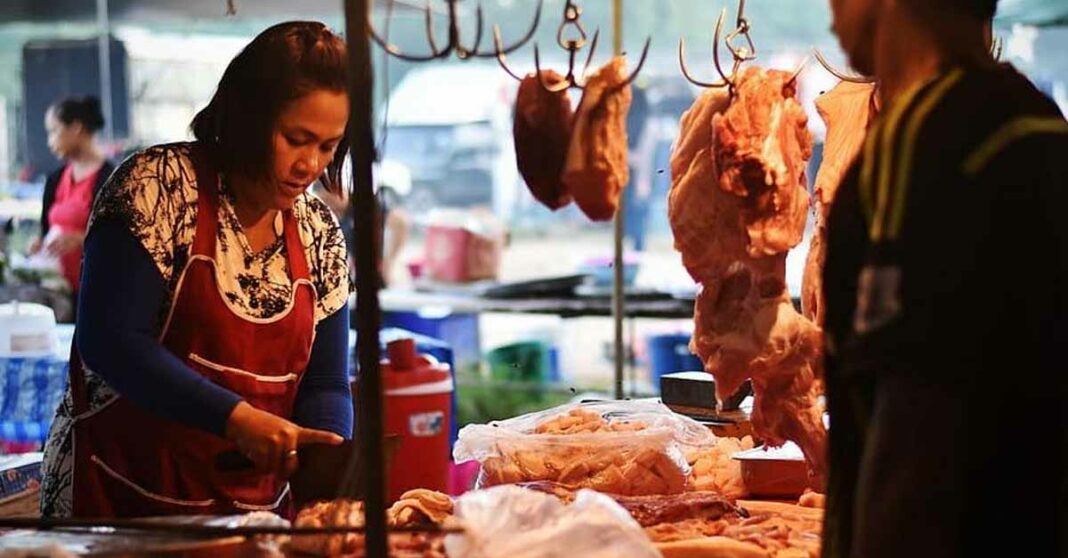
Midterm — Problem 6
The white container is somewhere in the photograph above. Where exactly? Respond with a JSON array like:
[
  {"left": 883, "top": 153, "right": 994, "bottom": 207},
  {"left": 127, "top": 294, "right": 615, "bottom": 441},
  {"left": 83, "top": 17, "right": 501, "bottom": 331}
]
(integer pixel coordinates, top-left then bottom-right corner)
[{"left": 0, "top": 302, "right": 58, "bottom": 358}]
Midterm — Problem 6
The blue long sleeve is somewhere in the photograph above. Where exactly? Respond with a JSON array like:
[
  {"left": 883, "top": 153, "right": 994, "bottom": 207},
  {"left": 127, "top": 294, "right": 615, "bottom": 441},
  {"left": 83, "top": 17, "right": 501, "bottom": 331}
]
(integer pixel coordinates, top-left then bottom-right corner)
[
  {"left": 77, "top": 218, "right": 242, "bottom": 436},
  {"left": 293, "top": 304, "right": 353, "bottom": 439},
  {"left": 77, "top": 218, "right": 354, "bottom": 439}
]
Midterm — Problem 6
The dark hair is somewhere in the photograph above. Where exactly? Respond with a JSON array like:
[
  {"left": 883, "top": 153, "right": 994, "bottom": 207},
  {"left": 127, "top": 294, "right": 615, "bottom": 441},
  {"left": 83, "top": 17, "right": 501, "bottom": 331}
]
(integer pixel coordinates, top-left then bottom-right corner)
[
  {"left": 959, "top": 0, "right": 998, "bottom": 19},
  {"left": 51, "top": 96, "right": 105, "bottom": 133},
  {"left": 191, "top": 21, "right": 350, "bottom": 193},
  {"left": 912, "top": 0, "right": 998, "bottom": 19}
]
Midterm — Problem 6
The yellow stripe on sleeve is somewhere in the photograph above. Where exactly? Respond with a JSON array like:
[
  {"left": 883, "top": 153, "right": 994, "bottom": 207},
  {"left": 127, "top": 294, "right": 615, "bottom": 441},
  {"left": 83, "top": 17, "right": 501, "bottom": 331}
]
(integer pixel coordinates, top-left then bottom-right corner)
[{"left": 962, "top": 116, "right": 1068, "bottom": 177}]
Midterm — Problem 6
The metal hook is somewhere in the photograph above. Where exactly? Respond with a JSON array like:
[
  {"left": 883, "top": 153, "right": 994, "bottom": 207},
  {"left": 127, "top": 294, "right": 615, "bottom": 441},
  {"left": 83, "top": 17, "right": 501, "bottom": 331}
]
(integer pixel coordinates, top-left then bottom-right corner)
[
  {"left": 369, "top": 0, "right": 541, "bottom": 62},
  {"left": 455, "top": 3, "right": 486, "bottom": 59},
  {"left": 505, "top": 0, "right": 645, "bottom": 94},
  {"left": 618, "top": 37, "right": 652, "bottom": 89},
  {"left": 787, "top": 55, "right": 811, "bottom": 89},
  {"left": 493, "top": 25, "right": 525, "bottom": 82},
  {"left": 369, "top": 0, "right": 447, "bottom": 61},
  {"left": 533, "top": 42, "right": 578, "bottom": 92},
  {"left": 724, "top": 0, "right": 756, "bottom": 64},
  {"left": 474, "top": 0, "right": 543, "bottom": 58},
  {"left": 679, "top": 9, "right": 732, "bottom": 89},
  {"left": 556, "top": 0, "right": 588, "bottom": 51},
  {"left": 812, "top": 48, "right": 875, "bottom": 84}
]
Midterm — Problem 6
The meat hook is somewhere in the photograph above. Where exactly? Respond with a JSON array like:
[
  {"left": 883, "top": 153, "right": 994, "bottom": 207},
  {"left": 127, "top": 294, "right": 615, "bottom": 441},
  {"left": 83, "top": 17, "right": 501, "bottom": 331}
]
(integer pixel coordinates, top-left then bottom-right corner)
[
  {"left": 498, "top": 0, "right": 649, "bottom": 94},
  {"left": 678, "top": 0, "right": 756, "bottom": 92},
  {"left": 812, "top": 48, "right": 876, "bottom": 84},
  {"left": 370, "top": 0, "right": 541, "bottom": 62}
]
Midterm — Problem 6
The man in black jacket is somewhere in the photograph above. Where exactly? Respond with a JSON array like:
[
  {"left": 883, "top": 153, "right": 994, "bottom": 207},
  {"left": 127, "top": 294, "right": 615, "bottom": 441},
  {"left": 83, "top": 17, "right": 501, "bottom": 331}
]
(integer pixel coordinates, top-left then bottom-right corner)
[{"left": 822, "top": 1, "right": 1068, "bottom": 556}]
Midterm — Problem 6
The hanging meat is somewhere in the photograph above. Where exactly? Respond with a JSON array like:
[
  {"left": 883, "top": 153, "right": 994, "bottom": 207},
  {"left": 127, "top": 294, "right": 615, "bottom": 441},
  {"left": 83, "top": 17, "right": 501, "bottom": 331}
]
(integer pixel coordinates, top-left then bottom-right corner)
[
  {"left": 563, "top": 56, "right": 632, "bottom": 221},
  {"left": 513, "top": 70, "right": 574, "bottom": 210},
  {"left": 669, "top": 67, "right": 826, "bottom": 481},
  {"left": 801, "top": 81, "right": 879, "bottom": 325}
]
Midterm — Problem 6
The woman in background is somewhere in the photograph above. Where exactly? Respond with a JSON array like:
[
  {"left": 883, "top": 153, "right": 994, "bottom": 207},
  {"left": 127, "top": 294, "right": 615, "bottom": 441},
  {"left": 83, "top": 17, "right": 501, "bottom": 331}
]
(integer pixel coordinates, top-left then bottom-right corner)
[{"left": 30, "top": 96, "right": 114, "bottom": 305}]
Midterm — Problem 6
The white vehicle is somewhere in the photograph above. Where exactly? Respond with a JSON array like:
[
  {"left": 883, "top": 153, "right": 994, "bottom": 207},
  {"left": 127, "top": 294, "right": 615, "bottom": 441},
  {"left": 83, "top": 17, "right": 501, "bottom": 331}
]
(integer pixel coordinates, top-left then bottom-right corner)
[{"left": 381, "top": 64, "right": 521, "bottom": 220}]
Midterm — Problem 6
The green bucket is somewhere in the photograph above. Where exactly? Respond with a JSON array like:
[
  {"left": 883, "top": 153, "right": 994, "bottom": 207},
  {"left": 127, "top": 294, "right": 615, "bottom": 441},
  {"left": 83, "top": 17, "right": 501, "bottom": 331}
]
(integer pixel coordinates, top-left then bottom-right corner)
[{"left": 486, "top": 341, "right": 550, "bottom": 384}]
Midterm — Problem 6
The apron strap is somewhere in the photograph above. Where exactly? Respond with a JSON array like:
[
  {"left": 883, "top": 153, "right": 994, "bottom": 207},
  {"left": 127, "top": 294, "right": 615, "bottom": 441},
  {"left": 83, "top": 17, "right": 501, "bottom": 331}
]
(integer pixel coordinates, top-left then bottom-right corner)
[{"left": 189, "top": 145, "right": 220, "bottom": 259}]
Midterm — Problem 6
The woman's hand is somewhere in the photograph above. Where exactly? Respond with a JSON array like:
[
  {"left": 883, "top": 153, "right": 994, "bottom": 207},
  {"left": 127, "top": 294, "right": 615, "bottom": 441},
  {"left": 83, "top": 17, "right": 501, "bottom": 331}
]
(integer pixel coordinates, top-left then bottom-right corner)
[
  {"left": 224, "top": 401, "right": 344, "bottom": 477},
  {"left": 44, "top": 230, "right": 86, "bottom": 256}
]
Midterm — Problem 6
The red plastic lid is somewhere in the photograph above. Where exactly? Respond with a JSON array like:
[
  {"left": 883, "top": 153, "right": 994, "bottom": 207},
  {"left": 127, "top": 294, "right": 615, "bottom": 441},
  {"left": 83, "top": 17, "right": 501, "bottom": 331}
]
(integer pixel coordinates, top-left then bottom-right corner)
[{"left": 382, "top": 339, "right": 451, "bottom": 391}]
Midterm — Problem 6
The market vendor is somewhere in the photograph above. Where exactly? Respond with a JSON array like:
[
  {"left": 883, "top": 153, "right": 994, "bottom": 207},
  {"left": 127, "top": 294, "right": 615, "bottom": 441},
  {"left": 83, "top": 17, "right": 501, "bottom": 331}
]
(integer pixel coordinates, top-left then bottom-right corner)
[
  {"left": 41, "top": 21, "right": 354, "bottom": 519},
  {"left": 822, "top": 0, "right": 1066, "bottom": 556},
  {"left": 30, "top": 95, "right": 115, "bottom": 310}
]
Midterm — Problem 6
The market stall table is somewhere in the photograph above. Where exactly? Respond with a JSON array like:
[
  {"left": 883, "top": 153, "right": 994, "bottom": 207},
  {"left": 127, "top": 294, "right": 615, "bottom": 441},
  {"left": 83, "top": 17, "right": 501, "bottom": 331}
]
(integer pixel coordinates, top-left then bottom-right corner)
[{"left": 381, "top": 287, "right": 697, "bottom": 319}]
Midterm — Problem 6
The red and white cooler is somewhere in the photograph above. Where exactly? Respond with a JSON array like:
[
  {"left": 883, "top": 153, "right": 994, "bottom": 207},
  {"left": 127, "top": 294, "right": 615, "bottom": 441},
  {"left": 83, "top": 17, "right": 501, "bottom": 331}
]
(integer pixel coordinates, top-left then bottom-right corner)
[{"left": 382, "top": 338, "right": 454, "bottom": 502}]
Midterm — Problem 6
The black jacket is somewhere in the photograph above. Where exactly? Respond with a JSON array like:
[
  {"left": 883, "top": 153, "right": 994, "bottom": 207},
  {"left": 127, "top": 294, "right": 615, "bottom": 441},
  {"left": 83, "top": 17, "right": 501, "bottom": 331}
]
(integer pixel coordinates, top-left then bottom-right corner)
[
  {"left": 821, "top": 64, "right": 1068, "bottom": 558},
  {"left": 40, "top": 160, "right": 115, "bottom": 238}
]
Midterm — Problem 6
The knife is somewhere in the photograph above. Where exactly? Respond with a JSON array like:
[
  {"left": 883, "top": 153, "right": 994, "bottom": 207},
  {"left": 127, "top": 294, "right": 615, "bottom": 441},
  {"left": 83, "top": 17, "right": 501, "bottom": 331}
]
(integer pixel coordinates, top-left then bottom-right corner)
[{"left": 213, "top": 435, "right": 400, "bottom": 506}]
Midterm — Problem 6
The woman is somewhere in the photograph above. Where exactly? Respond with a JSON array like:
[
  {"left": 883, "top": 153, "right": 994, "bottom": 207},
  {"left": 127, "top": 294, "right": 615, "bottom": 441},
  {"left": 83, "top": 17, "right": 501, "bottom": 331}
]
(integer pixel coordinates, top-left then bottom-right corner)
[
  {"left": 41, "top": 21, "right": 354, "bottom": 519},
  {"left": 30, "top": 96, "right": 114, "bottom": 305}
]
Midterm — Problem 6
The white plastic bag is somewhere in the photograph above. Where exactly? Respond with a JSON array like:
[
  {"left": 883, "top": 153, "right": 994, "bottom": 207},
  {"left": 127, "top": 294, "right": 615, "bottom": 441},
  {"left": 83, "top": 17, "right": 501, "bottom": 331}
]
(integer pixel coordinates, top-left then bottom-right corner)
[
  {"left": 444, "top": 485, "right": 660, "bottom": 558},
  {"left": 454, "top": 400, "right": 717, "bottom": 495}
]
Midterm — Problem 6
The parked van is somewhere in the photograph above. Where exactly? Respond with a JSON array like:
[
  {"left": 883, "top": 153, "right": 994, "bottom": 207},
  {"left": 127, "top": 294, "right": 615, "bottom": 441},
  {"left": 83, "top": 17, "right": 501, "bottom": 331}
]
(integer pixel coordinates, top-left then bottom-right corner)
[{"left": 381, "top": 64, "right": 520, "bottom": 221}]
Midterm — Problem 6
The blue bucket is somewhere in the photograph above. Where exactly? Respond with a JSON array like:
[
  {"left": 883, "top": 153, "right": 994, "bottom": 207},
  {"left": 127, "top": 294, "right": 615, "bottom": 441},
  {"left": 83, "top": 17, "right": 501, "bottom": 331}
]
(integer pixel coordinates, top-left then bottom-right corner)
[{"left": 647, "top": 334, "right": 703, "bottom": 391}]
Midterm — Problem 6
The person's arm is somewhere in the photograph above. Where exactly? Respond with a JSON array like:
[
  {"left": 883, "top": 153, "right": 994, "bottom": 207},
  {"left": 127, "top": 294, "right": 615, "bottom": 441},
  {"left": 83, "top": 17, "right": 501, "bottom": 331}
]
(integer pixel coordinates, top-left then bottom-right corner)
[
  {"left": 292, "top": 303, "right": 353, "bottom": 438},
  {"left": 32, "top": 170, "right": 61, "bottom": 253},
  {"left": 78, "top": 217, "right": 343, "bottom": 474},
  {"left": 76, "top": 217, "right": 243, "bottom": 434},
  {"left": 382, "top": 209, "right": 409, "bottom": 285}
]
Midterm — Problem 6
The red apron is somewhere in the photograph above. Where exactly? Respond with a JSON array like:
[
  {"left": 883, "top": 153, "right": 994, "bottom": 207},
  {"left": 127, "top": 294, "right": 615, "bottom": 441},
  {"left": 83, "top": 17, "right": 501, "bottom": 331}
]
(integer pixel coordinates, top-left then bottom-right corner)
[
  {"left": 69, "top": 149, "right": 317, "bottom": 518},
  {"left": 48, "top": 164, "right": 98, "bottom": 292}
]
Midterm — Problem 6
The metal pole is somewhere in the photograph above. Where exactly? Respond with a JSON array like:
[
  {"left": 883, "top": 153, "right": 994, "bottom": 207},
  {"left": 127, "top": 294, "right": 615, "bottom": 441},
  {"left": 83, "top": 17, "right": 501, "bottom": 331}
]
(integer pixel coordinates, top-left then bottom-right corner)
[
  {"left": 612, "top": 0, "right": 625, "bottom": 400},
  {"left": 344, "top": 1, "right": 387, "bottom": 556},
  {"left": 95, "top": 0, "right": 113, "bottom": 142}
]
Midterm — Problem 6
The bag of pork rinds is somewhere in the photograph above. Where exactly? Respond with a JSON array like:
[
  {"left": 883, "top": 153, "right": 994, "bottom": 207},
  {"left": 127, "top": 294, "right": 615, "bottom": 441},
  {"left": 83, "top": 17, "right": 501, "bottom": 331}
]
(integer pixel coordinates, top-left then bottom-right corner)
[{"left": 454, "top": 400, "right": 737, "bottom": 496}]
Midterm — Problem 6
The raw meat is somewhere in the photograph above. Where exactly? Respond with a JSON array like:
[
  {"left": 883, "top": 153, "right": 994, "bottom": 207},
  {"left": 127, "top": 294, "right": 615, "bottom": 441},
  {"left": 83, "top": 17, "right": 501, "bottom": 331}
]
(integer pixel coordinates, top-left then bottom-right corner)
[
  {"left": 668, "top": 67, "right": 826, "bottom": 481},
  {"left": 714, "top": 68, "right": 812, "bottom": 257},
  {"left": 801, "top": 82, "right": 879, "bottom": 325},
  {"left": 611, "top": 491, "right": 744, "bottom": 528},
  {"left": 563, "top": 56, "right": 632, "bottom": 221},
  {"left": 519, "top": 481, "right": 745, "bottom": 527},
  {"left": 288, "top": 494, "right": 452, "bottom": 557},
  {"left": 513, "top": 70, "right": 574, "bottom": 210}
]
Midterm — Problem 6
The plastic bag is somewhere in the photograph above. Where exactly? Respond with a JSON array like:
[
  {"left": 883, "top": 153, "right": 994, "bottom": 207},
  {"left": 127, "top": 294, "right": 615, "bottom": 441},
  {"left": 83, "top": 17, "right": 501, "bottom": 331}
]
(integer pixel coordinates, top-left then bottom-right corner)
[
  {"left": 454, "top": 400, "right": 717, "bottom": 495},
  {"left": 443, "top": 485, "right": 660, "bottom": 558}
]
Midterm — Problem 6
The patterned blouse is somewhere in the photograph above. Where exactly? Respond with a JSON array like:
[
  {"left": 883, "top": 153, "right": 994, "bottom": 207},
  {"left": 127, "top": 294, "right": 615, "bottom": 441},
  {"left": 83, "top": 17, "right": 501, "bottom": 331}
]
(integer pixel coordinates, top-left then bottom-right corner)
[{"left": 40, "top": 142, "right": 351, "bottom": 517}]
